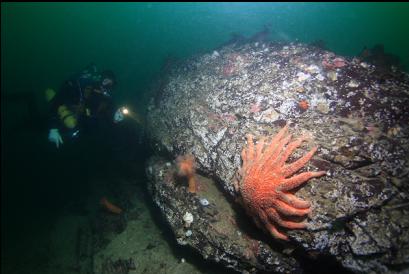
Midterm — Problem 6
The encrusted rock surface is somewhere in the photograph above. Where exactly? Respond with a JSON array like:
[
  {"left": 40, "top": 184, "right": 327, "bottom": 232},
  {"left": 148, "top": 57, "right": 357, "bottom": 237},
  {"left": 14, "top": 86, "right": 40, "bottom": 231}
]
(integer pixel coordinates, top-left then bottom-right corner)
[
  {"left": 146, "top": 157, "right": 301, "bottom": 273},
  {"left": 146, "top": 42, "right": 409, "bottom": 273}
]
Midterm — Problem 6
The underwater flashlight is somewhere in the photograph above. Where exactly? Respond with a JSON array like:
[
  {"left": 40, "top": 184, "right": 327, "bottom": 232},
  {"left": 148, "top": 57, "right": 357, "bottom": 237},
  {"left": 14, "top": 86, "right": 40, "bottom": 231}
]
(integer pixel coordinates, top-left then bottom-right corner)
[
  {"left": 121, "top": 107, "right": 129, "bottom": 115},
  {"left": 116, "top": 106, "right": 143, "bottom": 126}
]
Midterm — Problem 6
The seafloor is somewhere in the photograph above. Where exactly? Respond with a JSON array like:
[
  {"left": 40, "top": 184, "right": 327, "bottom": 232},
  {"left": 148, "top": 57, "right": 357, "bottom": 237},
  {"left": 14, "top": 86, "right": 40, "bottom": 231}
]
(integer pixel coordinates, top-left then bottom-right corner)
[
  {"left": 2, "top": 162, "right": 231, "bottom": 274},
  {"left": 1, "top": 129, "right": 230, "bottom": 274}
]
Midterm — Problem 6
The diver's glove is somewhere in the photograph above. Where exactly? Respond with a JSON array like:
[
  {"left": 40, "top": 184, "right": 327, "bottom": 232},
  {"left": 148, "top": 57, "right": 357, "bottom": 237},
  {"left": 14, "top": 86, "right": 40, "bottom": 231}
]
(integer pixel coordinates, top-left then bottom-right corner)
[
  {"left": 48, "top": 128, "right": 64, "bottom": 148},
  {"left": 113, "top": 108, "right": 125, "bottom": 123}
]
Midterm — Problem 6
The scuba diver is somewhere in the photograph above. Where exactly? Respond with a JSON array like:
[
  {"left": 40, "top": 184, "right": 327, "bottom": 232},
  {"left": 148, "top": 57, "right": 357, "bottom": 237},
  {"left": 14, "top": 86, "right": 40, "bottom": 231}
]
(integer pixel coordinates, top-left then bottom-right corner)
[{"left": 46, "top": 64, "right": 127, "bottom": 148}]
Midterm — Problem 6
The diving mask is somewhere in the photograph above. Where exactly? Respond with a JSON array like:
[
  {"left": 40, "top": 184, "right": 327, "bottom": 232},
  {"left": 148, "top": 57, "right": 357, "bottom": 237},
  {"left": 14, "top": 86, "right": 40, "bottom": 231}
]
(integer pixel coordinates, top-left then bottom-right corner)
[{"left": 100, "top": 78, "right": 114, "bottom": 97}]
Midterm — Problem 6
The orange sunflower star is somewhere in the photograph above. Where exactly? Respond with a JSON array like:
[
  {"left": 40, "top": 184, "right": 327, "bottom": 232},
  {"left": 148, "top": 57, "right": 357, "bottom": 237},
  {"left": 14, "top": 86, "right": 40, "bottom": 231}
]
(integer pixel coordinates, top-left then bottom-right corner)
[{"left": 236, "top": 124, "right": 326, "bottom": 240}]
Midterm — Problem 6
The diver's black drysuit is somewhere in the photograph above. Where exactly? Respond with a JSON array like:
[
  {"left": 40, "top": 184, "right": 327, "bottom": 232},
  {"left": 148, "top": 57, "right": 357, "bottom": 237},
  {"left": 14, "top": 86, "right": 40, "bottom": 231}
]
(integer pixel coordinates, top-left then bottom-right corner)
[{"left": 48, "top": 64, "right": 117, "bottom": 140}]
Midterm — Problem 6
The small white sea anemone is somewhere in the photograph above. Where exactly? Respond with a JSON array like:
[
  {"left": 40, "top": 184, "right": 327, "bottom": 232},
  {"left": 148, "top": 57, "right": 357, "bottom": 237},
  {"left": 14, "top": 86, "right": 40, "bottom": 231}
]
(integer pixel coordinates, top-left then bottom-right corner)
[{"left": 183, "top": 212, "right": 194, "bottom": 228}]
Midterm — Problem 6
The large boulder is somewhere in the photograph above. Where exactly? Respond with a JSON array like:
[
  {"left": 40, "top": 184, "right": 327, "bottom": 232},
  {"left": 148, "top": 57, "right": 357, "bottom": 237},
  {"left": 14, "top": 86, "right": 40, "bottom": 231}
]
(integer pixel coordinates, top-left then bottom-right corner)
[{"left": 145, "top": 42, "right": 409, "bottom": 273}]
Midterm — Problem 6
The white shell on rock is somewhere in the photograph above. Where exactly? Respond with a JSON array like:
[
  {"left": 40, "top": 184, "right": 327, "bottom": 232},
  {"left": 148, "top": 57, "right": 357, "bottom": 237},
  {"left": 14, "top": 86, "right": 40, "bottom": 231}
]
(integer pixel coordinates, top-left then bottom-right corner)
[
  {"left": 199, "top": 198, "right": 209, "bottom": 206},
  {"left": 183, "top": 212, "right": 194, "bottom": 228}
]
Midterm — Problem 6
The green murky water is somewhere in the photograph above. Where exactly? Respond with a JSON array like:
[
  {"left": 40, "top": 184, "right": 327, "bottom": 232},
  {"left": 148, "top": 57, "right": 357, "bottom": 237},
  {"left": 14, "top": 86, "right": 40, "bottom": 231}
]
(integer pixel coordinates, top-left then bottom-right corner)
[
  {"left": 2, "top": 3, "right": 408, "bottom": 274},
  {"left": 2, "top": 3, "right": 409, "bottom": 103}
]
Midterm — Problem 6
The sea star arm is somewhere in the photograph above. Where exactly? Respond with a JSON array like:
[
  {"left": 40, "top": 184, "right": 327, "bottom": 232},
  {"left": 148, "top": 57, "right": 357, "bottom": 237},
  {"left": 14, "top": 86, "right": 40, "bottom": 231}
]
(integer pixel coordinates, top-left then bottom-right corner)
[
  {"left": 274, "top": 198, "right": 311, "bottom": 216},
  {"left": 278, "top": 192, "right": 311, "bottom": 209},
  {"left": 282, "top": 147, "right": 320, "bottom": 177},
  {"left": 255, "top": 136, "right": 266, "bottom": 159},
  {"left": 266, "top": 208, "right": 308, "bottom": 229},
  {"left": 275, "top": 136, "right": 306, "bottom": 167},
  {"left": 259, "top": 125, "right": 290, "bottom": 163},
  {"left": 259, "top": 210, "right": 289, "bottom": 240},
  {"left": 279, "top": 170, "right": 327, "bottom": 191},
  {"left": 262, "top": 134, "right": 292, "bottom": 169}
]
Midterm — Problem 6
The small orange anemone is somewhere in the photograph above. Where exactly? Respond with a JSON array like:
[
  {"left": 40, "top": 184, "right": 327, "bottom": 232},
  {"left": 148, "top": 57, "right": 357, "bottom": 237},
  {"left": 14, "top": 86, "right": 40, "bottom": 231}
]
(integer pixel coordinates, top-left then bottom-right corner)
[
  {"left": 176, "top": 154, "right": 197, "bottom": 193},
  {"left": 298, "top": 100, "right": 309, "bottom": 111}
]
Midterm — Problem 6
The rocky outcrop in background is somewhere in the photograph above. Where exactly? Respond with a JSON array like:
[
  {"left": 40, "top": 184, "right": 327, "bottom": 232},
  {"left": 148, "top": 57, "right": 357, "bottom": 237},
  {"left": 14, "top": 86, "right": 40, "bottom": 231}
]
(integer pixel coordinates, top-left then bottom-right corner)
[{"left": 146, "top": 42, "right": 409, "bottom": 273}]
